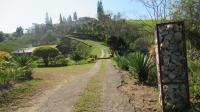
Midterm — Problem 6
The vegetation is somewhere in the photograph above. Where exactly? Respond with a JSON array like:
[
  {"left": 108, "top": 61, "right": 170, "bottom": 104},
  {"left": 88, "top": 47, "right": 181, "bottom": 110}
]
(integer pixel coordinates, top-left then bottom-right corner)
[
  {"left": 33, "top": 46, "right": 60, "bottom": 66},
  {"left": 0, "top": 51, "right": 10, "bottom": 60},
  {"left": 127, "top": 52, "right": 155, "bottom": 83},
  {"left": 0, "top": 55, "right": 35, "bottom": 89},
  {"left": 113, "top": 56, "right": 128, "bottom": 70}
]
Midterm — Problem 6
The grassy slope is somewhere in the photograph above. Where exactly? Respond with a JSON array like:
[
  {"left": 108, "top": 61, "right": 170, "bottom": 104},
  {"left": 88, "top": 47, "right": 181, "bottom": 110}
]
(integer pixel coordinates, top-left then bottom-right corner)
[{"left": 67, "top": 36, "right": 109, "bottom": 58}]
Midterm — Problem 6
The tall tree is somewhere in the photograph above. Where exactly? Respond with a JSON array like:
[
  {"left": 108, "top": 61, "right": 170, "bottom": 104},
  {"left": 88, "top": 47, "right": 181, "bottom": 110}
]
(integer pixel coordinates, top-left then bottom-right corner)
[
  {"left": 45, "top": 12, "right": 53, "bottom": 27},
  {"left": 45, "top": 12, "right": 50, "bottom": 25},
  {"left": 14, "top": 26, "right": 24, "bottom": 37},
  {"left": 0, "top": 31, "right": 5, "bottom": 42},
  {"left": 59, "top": 14, "right": 63, "bottom": 24},
  {"left": 67, "top": 15, "right": 72, "bottom": 23},
  {"left": 63, "top": 16, "right": 67, "bottom": 23},
  {"left": 171, "top": 0, "right": 200, "bottom": 48},
  {"left": 97, "top": 0, "right": 104, "bottom": 21},
  {"left": 73, "top": 12, "right": 78, "bottom": 21}
]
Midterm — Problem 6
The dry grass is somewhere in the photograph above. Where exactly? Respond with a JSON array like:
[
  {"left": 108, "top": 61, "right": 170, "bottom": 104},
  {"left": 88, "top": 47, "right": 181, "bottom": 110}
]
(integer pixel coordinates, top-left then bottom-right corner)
[{"left": 119, "top": 72, "right": 162, "bottom": 112}]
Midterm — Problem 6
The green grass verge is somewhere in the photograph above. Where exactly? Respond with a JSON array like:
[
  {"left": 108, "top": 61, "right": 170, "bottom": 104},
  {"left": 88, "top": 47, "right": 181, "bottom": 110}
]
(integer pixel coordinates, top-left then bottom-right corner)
[
  {"left": 34, "top": 63, "right": 94, "bottom": 74},
  {"left": 74, "top": 60, "right": 107, "bottom": 112},
  {"left": 0, "top": 79, "right": 42, "bottom": 111}
]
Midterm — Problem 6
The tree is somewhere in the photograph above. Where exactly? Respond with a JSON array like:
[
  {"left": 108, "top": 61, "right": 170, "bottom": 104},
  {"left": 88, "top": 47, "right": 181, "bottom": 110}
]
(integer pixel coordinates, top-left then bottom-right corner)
[
  {"left": 67, "top": 15, "right": 72, "bottom": 23},
  {"left": 14, "top": 26, "right": 24, "bottom": 37},
  {"left": 63, "top": 16, "right": 67, "bottom": 23},
  {"left": 45, "top": 12, "right": 50, "bottom": 25},
  {"left": 107, "top": 36, "right": 128, "bottom": 56},
  {"left": 133, "top": 0, "right": 173, "bottom": 24},
  {"left": 0, "top": 31, "right": 5, "bottom": 42},
  {"left": 171, "top": 0, "right": 200, "bottom": 48},
  {"left": 45, "top": 12, "right": 53, "bottom": 26},
  {"left": 33, "top": 46, "right": 60, "bottom": 66},
  {"left": 97, "top": 0, "right": 105, "bottom": 21},
  {"left": 56, "top": 37, "right": 72, "bottom": 55},
  {"left": 59, "top": 14, "right": 63, "bottom": 24},
  {"left": 73, "top": 12, "right": 78, "bottom": 21}
]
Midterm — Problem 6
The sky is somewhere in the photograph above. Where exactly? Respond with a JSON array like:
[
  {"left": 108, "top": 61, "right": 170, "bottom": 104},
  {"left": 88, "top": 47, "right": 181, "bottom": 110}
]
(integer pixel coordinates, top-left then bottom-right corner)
[{"left": 0, "top": 0, "right": 148, "bottom": 33}]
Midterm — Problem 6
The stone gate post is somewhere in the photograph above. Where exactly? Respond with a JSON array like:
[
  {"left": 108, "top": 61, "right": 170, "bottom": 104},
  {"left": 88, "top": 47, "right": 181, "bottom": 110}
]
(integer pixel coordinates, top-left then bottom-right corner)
[{"left": 155, "top": 21, "right": 190, "bottom": 112}]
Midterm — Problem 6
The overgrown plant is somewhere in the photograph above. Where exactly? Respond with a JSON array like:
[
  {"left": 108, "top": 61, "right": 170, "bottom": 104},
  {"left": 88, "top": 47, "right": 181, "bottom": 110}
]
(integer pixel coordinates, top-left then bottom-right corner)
[{"left": 127, "top": 52, "right": 155, "bottom": 83}]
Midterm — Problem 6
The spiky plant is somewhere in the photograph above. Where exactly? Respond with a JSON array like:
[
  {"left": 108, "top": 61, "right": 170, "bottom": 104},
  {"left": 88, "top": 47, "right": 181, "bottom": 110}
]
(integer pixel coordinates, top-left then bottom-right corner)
[
  {"left": 127, "top": 52, "right": 155, "bottom": 83},
  {"left": 12, "top": 55, "right": 35, "bottom": 80},
  {"left": 114, "top": 56, "right": 129, "bottom": 70}
]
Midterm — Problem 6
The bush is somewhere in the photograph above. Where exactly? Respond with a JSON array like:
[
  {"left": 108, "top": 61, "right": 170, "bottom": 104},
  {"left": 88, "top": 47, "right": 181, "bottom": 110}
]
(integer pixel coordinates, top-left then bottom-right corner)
[
  {"left": 12, "top": 55, "right": 35, "bottom": 80},
  {"left": 189, "top": 61, "right": 200, "bottom": 99},
  {"left": 133, "top": 38, "right": 149, "bottom": 54},
  {"left": 50, "top": 55, "right": 68, "bottom": 67},
  {"left": 127, "top": 52, "right": 155, "bottom": 83},
  {"left": 33, "top": 46, "right": 60, "bottom": 66},
  {"left": 107, "top": 36, "right": 128, "bottom": 56},
  {"left": 70, "top": 44, "right": 91, "bottom": 61},
  {"left": 113, "top": 56, "right": 129, "bottom": 70},
  {"left": 0, "top": 51, "right": 10, "bottom": 60}
]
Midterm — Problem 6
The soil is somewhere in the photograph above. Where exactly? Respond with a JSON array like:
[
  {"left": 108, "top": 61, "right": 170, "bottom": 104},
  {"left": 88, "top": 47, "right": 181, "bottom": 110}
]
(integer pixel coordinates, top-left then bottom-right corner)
[{"left": 118, "top": 71, "right": 162, "bottom": 112}]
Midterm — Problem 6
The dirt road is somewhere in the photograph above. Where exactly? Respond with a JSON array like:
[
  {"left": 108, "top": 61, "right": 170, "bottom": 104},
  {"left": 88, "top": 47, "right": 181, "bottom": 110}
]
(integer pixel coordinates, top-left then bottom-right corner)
[
  {"left": 101, "top": 59, "right": 134, "bottom": 112},
  {"left": 16, "top": 49, "right": 134, "bottom": 112}
]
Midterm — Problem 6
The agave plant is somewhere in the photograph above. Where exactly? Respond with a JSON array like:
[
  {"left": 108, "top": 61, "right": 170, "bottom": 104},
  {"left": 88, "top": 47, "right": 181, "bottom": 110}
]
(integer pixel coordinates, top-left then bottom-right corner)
[
  {"left": 114, "top": 56, "right": 129, "bottom": 70},
  {"left": 12, "top": 55, "right": 35, "bottom": 67},
  {"left": 127, "top": 52, "right": 155, "bottom": 83},
  {"left": 12, "top": 55, "right": 35, "bottom": 80}
]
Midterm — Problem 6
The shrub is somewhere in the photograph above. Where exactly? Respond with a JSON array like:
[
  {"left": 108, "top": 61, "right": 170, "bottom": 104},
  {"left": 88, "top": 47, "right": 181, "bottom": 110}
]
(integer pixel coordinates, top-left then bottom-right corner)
[
  {"left": 12, "top": 55, "right": 35, "bottom": 80},
  {"left": 50, "top": 55, "right": 68, "bottom": 67},
  {"left": 33, "top": 46, "right": 60, "bottom": 66},
  {"left": 0, "top": 51, "right": 10, "bottom": 60},
  {"left": 113, "top": 56, "right": 129, "bottom": 70},
  {"left": 70, "top": 44, "right": 91, "bottom": 61},
  {"left": 0, "top": 60, "right": 14, "bottom": 85},
  {"left": 107, "top": 36, "right": 128, "bottom": 56},
  {"left": 133, "top": 38, "right": 149, "bottom": 54},
  {"left": 127, "top": 52, "right": 155, "bottom": 83},
  {"left": 189, "top": 61, "right": 200, "bottom": 99}
]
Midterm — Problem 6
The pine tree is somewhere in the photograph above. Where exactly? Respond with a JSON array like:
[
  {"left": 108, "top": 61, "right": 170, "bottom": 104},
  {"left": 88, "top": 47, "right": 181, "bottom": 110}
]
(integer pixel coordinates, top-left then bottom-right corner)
[
  {"left": 63, "top": 16, "right": 67, "bottom": 23},
  {"left": 49, "top": 17, "right": 53, "bottom": 26},
  {"left": 97, "top": 0, "right": 104, "bottom": 21},
  {"left": 73, "top": 12, "right": 78, "bottom": 21},
  {"left": 45, "top": 12, "right": 50, "bottom": 25},
  {"left": 59, "top": 14, "right": 63, "bottom": 24},
  {"left": 67, "top": 15, "right": 72, "bottom": 23}
]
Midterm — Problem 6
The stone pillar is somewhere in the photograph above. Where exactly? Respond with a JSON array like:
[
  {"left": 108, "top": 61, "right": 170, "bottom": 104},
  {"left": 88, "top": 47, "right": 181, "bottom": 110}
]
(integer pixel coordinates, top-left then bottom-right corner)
[{"left": 155, "top": 22, "right": 190, "bottom": 112}]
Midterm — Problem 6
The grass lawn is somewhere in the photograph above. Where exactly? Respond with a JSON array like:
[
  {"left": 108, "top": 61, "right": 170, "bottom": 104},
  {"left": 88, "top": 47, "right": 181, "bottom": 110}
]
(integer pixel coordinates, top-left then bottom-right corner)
[{"left": 74, "top": 60, "right": 107, "bottom": 112}]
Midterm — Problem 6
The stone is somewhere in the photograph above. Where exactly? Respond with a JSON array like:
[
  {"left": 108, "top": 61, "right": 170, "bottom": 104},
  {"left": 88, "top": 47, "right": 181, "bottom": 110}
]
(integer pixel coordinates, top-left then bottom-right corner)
[{"left": 175, "top": 32, "right": 182, "bottom": 42}]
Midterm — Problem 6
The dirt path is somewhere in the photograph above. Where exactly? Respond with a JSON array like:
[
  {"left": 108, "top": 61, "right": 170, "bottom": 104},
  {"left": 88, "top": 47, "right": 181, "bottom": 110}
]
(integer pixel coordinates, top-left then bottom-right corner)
[
  {"left": 101, "top": 59, "right": 134, "bottom": 112},
  {"left": 16, "top": 50, "right": 104, "bottom": 112},
  {"left": 15, "top": 49, "right": 134, "bottom": 112}
]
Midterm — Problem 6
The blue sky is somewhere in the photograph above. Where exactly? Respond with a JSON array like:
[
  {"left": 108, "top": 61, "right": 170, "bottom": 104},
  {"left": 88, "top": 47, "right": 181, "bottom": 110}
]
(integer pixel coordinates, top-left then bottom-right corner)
[{"left": 0, "top": 0, "right": 148, "bottom": 33}]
